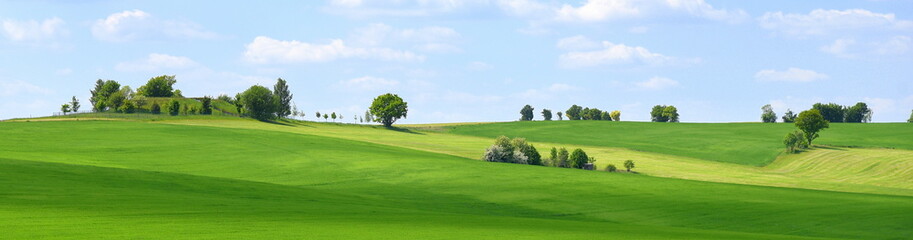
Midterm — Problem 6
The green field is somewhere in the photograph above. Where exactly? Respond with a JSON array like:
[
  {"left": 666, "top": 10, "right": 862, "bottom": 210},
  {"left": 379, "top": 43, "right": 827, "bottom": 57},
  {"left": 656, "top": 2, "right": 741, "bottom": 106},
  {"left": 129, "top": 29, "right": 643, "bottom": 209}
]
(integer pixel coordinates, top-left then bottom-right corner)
[{"left": 1, "top": 118, "right": 912, "bottom": 239}]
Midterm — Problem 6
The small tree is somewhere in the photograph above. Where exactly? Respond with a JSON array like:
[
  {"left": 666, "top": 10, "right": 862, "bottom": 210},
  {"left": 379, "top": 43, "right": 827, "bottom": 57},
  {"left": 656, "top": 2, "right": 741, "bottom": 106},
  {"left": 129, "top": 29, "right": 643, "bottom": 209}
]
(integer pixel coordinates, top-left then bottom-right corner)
[
  {"left": 557, "top": 148, "right": 569, "bottom": 168},
  {"left": 520, "top": 105, "right": 534, "bottom": 121},
  {"left": 782, "top": 109, "right": 797, "bottom": 123},
  {"left": 323, "top": 114, "right": 328, "bottom": 121},
  {"left": 783, "top": 130, "right": 807, "bottom": 153},
  {"left": 541, "top": 109, "right": 552, "bottom": 121},
  {"left": 761, "top": 104, "right": 777, "bottom": 123},
  {"left": 610, "top": 110, "right": 621, "bottom": 121},
  {"left": 568, "top": 148, "right": 589, "bottom": 169},
  {"left": 331, "top": 112, "right": 337, "bottom": 122},
  {"left": 316, "top": 111, "right": 321, "bottom": 121},
  {"left": 200, "top": 96, "right": 213, "bottom": 115},
  {"left": 167, "top": 99, "right": 181, "bottom": 116},
  {"left": 61, "top": 104, "right": 70, "bottom": 115},
  {"left": 70, "top": 96, "right": 80, "bottom": 112},
  {"left": 795, "top": 109, "right": 829, "bottom": 146},
  {"left": 364, "top": 110, "right": 374, "bottom": 123},
  {"left": 548, "top": 147, "right": 558, "bottom": 167},
  {"left": 369, "top": 93, "right": 408, "bottom": 127},
  {"left": 623, "top": 160, "right": 635, "bottom": 172},
  {"left": 273, "top": 78, "right": 293, "bottom": 118},
  {"left": 605, "top": 164, "right": 617, "bottom": 172},
  {"left": 557, "top": 112, "right": 563, "bottom": 120}
]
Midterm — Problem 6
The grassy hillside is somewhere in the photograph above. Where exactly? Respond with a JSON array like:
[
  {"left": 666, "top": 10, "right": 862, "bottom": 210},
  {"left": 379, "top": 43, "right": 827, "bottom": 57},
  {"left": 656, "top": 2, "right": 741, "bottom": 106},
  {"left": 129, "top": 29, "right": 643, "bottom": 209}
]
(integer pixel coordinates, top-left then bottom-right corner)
[
  {"left": 1, "top": 120, "right": 912, "bottom": 239},
  {"left": 447, "top": 121, "right": 913, "bottom": 166}
]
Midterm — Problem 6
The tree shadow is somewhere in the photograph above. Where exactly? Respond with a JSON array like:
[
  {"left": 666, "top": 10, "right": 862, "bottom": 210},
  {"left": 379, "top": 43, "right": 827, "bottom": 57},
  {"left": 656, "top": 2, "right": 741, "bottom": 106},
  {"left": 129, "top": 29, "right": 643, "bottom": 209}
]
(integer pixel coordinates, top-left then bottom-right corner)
[
  {"left": 383, "top": 126, "right": 425, "bottom": 135},
  {"left": 813, "top": 145, "right": 848, "bottom": 151}
]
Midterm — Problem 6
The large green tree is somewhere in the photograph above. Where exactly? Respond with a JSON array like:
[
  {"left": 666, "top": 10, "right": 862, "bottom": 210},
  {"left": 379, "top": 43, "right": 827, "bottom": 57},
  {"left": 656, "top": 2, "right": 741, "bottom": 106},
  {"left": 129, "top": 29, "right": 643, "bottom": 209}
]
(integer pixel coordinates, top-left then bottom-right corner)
[
  {"left": 520, "top": 105, "right": 534, "bottom": 121},
  {"left": 844, "top": 102, "right": 872, "bottom": 123},
  {"left": 565, "top": 105, "right": 582, "bottom": 120},
  {"left": 651, "top": 105, "right": 668, "bottom": 122},
  {"left": 240, "top": 85, "right": 278, "bottom": 121},
  {"left": 662, "top": 106, "right": 679, "bottom": 122},
  {"left": 90, "top": 79, "right": 121, "bottom": 112},
  {"left": 138, "top": 75, "right": 177, "bottom": 97},
  {"left": 370, "top": 93, "right": 408, "bottom": 127},
  {"left": 273, "top": 78, "right": 293, "bottom": 118},
  {"left": 795, "top": 109, "right": 829, "bottom": 146}
]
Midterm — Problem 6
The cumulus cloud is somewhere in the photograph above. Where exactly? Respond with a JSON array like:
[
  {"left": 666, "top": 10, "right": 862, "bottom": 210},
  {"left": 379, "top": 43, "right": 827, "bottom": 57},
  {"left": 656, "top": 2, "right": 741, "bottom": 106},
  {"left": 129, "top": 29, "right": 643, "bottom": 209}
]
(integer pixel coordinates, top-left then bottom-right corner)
[
  {"left": 819, "top": 38, "right": 856, "bottom": 58},
  {"left": 759, "top": 9, "right": 913, "bottom": 37},
  {"left": 755, "top": 68, "right": 828, "bottom": 82},
  {"left": 243, "top": 36, "right": 425, "bottom": 64},
  {"left": 554, "top": 0, "right": 746, "bottom": 23},
  {"left": 873, "top": 36, "right": 912, "bottom": 55},
  {"left": 556, "top": 35, "right": 600, "bottom": 50},
  {"left": 115, "top": 53, "right": 199, "bottom": 72},
  {"left": 634, "top": 77, "right": 679, "bottom": 90},
  {"left": 558, "top": 40, "right": 675, "bottom": 68},
  {"left": 92, "top": 10, "right": 217, "bottom": 42},
  {"left": 325, "top": 0, "right": 491, "bottom": 17},
  {"left": 338, "top": 76, "right": 400, "bottom": 91},
  {"left": 2, "top": 17, "right": 67, "bottom": 42}
]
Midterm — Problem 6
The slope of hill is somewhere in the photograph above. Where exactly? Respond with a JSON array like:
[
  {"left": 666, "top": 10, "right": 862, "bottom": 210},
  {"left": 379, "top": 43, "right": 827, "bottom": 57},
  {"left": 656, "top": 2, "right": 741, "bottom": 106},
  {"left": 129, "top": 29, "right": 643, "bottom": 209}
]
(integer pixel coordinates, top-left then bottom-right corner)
[{"left": 1, "top": 119, "right": 912, "bottom": 239}]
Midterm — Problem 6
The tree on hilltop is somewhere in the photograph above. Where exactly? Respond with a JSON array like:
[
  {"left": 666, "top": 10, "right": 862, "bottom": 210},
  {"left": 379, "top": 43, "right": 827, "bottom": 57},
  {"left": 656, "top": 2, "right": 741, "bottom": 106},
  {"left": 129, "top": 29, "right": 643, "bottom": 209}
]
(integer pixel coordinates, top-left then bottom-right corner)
[
  {"left": 761, "top": 104, "right": 777, "bottom": 123},
  {"left": 273, "top": 78, "right": 293, "bottom": 118},
  {"left": 520, "top": 105, "right": 534, "bottom": 121},
  {"left": 369, "top": 93, "right": 408, "bottom": 127},
  {"left": 795, "top": 109, "right": 829, "bottom": 146}
]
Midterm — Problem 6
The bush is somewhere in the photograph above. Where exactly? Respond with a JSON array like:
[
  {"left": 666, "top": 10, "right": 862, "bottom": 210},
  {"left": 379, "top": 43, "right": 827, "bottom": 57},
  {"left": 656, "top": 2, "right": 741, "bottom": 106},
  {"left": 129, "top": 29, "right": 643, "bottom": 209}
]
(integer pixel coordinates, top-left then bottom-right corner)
[
  {"left": 605, "top": 164, "right": 617, "bottom": 172},
  {"left": 483, "top": 136, "right": 542, "bottom": 165},
  {"left": 624, "top": 160, "right": 635, "bottom": 172},
  {"left": 118, "top": 100, "right": 136, "bottom": 113},
  {"left": 568, "top": 148, "right": 589, "bottom": 169},
  {"left": 167, "top": 99, "right": 180, "bottom": 116},
  {"left": 151, "top": 103, "right": 161, "bottom": 114},
  {"left": 557, "top": 148, "right": 569, "bottom": 168},
  {"left": 783, "top": 131, "right": 807, "bottom": 153}
]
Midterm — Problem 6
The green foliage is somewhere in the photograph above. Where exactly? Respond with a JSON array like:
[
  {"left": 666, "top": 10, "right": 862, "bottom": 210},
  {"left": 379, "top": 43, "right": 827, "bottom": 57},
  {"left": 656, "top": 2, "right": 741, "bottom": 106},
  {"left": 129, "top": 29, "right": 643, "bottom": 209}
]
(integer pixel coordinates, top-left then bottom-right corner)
[
  {"left": 624, "top": 160, "right": 635, "bottom": 172},
  {"left": 240, "top": 85, "right": 277, "bottom": 121},
  {"left": 813, "top": 103, "right": 846, "bottom": 123},
  {"left": 557, "top": 148, "right": 569, "bottom": 168},
  {"left": 91, "top": 80, "right": 121, "bottom": 112},
  {"left": 782, "top": 109, "right": 797, "bottom": 123},
  {"left": 150, "top": 103, "right": 161, "bottom": 114},
  {"left": 167, "top": 99, "right": 180, "bottom": 116},
  {"left": 548, "top": 147, "right": 558, "bottom": 166},
  {"left": 520, "top": 105, "right": 534, "bottom": 121},
  {"left": 600, "top": 111, "right": 611, "bottom": 121},
  {"left": 662, "top": 106, "right": 679, "bottom": 122},
  {"left": 565, "top": 105, "right": 582, "bottom": 120},
  {"left": 651, "top": 105, "right": 668, "bottom": 122},
  {"left": 60, "top": 104, "right": 70, "bottom": 115},
  {"left": 556, "top": 112, "right": 563, "bottom": 120},
  {"left": 482, "top": 136, "right": 541, "bottom": 165},
  {"left": 200, "top": 96, "right": 213, "bottom": 115},
  {"left": 610, "top": 110, "right": 621, "bottom": 121},
  {"left": 605, "top": 164, "right": 617, "bottom": 172},
  {"left": 795, "top": 109, "right": 829, "bottom": 146},
  {"left": 106, "top": 90, "right": 127, "bottom": 111},
  {"left": 69, "top": 96, "right": 80, "bottom": 112},
  {"left": 118, "top": 100, "right": 136, "bottom": 113},
  {"left": 541, "top": 109, "right": 552, "bottom": 121},
  {"left": 331, "top": 112, "right": 337, "bottom": 121},
  {"left": 568, "top": 148, "right": 589, "bottom": 169},
  {"left": 370, "top": 93, "right": 408, "bottom": 127},
  {"left": 844, "top": 102, "right": 872, "bottom": 123},
  {"left": 138, "top": 75, "right": 177, "bottom": 97},
  {"left": 783, "top": 130, "right": 807, "bottom": 154},
  {"left": 761, "top": 104, "right": 776, "bottom": 123},
  {"left": 173, "top": 89, "right": 184, "bottom": 98},
  {"left": 273, "top": 78, "right": 293, "bottom": 118}
]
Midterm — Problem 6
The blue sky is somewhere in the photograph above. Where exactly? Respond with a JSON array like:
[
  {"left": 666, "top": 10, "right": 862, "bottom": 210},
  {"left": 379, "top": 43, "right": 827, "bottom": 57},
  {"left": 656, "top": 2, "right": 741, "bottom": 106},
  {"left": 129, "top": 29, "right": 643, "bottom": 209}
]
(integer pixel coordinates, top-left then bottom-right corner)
[{"left": 1, "top": 0, "right": 911, "bottom": 123}]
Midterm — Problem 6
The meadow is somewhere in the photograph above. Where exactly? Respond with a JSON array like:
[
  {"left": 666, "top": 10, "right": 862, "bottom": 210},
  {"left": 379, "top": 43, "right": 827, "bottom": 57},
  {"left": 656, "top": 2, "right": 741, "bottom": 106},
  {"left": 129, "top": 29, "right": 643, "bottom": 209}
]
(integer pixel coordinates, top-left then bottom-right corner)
[{"left": 1, "top": 118, "right": 911, "bottom": 239}]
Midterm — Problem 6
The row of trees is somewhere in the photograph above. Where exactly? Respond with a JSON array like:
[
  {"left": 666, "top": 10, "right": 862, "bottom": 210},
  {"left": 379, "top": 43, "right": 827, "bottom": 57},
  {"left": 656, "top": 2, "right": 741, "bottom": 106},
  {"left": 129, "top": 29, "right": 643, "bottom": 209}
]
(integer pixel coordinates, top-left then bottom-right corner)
[
  {"left": 763, "top": 102, "right": 873, "bottom": 123},
  {"left": 650, "top": 105, "right": 679, "bottom": 122},
  {"left": 519, "top": 105, "right": 622, "bottom": 121}
]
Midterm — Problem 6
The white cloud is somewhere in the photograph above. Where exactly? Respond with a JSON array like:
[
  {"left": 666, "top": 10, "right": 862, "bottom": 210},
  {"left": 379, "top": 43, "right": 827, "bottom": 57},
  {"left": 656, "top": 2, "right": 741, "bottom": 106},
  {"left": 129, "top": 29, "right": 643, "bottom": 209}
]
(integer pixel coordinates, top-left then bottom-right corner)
[
  {"left": 559, "top": 40, "right": 675, "bottom": 68},
  {"left": 351, "top": 23, "right": 461, "bottom": 53},
  {"left": 2, "top": 17, "right": 66, "bottom": 42},
  {"left": 325, "top": 0, "right": 491, "bottom": 18},
  {"left": 338, "top": 76, "right": 400, "bottom": 91},
  {"left": 873, "top": 36, "right": 912, "bottom": 55},
  {"left": 759, "top": 9, "right": 913, "bottom": 37},
  {"left": 820, "top": 38, "right": 856, "bottom": 58},
  {"left": 0, "top": 80, "right": 52, "bottom": 97},
  {"left": 755, "top": 67, "right": 828, "bottom": 82},
  {"left": 92, "top": 10, "right": 217, "bottom": 42},
  {"left": 497, "top": 0, "right": 550, "bottom": 17},
  {"left": 634, "top": 76, "right": 679, "bottom": 90},
  {"left": 115, "top": 53, "right": 199, "bottom": 72},
  {"left": 554, "top": 0, "right": 746, "bottom": 23},
  {"left": 242, "top": 36, "right": 425, "bottom": 64},
  {"left": 556, "top": 35, "right": 599, "bottom": 50}
]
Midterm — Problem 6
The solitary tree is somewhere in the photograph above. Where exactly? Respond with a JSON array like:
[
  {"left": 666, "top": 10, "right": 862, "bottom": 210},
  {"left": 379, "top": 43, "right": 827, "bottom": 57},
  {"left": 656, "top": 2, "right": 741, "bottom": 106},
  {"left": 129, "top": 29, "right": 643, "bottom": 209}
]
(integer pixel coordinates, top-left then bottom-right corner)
[
  {"left": 541, "top": 109, "right": 552, "bottom": 121},
  {"left": 623, "top": 160, "right": 635, "bottom": 172},
  {"left": 610, "top": 110, "right": 621, "bottom": 121},
  {"left": 273, "top": 78, "right": 293, "bottom": 118},
  {"left": 70, "top": 96, "right": 80, "bottom": 112},
  {"left": 369, "top": 93, "right": 408, "bottom": 127},
  {"left": 519, "top": 105, "right": 534, "bottom": 121},
  {"left": 783, "top": 130, "right": 807, "bottom": 153},
  {"left": 138, "top": 75, "right": 177, "bottom": 97},
  {"left": 782, "top": 109, "right": 797, "bottom": 123},
  {"left": 316, "top": 111, "right": 321, "bottom": 120},
  {"left": 568, "top": 148, "right": 589, "bottom": 169},
  {"left": 240, "top": 85, "right": 277, "bottom": 121},
  {"left": 61, "top": 104, "right": 70, "bottom": 115},
  {"left": 761, "top": 104, "right": 777, "bottom": 123},
  {"left": 557, "top": 112, "right": 563, "bottom": 120},
  {"left": 795, "top": 109, "right": 829, "bottom": 146}
]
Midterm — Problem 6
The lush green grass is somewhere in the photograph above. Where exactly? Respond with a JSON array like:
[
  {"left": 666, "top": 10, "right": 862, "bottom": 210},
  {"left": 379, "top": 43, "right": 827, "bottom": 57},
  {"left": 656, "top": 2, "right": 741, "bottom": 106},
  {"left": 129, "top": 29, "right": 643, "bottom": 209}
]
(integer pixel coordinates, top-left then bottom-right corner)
[
  {"left": 2, "top": 120, "right": 912, "bottom": 239},
  {"left": 447, "top": 121, "right": 913, "bottom": 166}
]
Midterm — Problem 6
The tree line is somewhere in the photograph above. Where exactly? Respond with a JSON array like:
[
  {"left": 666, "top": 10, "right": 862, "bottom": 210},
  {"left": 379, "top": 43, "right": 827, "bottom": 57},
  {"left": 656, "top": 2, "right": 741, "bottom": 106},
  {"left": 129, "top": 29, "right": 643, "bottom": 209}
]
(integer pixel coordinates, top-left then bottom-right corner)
[
  {"left": 482, "top": 136, "right": 635, "bottom": 172},
  {"left": 762, "top": 102, "right": 873, "bottom": 123}
]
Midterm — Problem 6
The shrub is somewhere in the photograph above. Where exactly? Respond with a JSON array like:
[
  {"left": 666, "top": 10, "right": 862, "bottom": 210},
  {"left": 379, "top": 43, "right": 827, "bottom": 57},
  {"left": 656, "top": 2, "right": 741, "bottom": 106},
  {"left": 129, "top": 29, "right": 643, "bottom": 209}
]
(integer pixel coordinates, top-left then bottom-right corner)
[
  {"left": 783, "top": 131, "right": 807, "bottom": 153},
  {"left": 167, "top": 99, "right": 180, "bottom": 116},
  {"left": 568, "top": 148, "right": 589, "bottom": 169},
  {"left": 118, "top": 100, "right": 135, "bottom": 113},
  {"left": 482, "top": 136, "right": 541, "bottom": 165},
  {"left": 151, "top": 103, "right": 161, "bottom": 114},
  {"left": 557, "top": 148, "right": 569, "bottom": 168},
  {"left": 605, "top": 164, "right": 617, "bottom": 172},
  {"left": 200, "top": 96, "right": 213, "bottom": 115}
]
